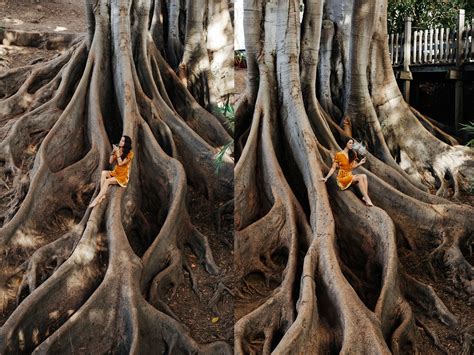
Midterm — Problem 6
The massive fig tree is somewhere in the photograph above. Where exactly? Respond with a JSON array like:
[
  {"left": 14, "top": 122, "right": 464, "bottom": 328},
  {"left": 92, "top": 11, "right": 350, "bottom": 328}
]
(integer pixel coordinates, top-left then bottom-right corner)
[
  {"left": 0, "top": 0, "right": 233, "bottom": 353},
  {"left": 235, "top": 0, "right": 473, "bottom": 353}
]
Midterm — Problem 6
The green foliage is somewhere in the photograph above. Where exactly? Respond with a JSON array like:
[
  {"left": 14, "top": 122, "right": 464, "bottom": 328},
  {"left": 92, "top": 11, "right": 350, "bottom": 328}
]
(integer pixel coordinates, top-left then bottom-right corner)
[
  {"left": 388, "top": 0, "right": 474, "bottom": 33},
  {"left": 214, "top": 140, "right": 233, "bottom": 174},
  {"left": 217, "top": 103, "right": 235, "bottom": 132},
  {"left": 214, "top": 98, "right": 235, "bottom": 174},
  {"left": 460, "top": 121, "right": 474, "bottom": 147},
  {"left": 234, "top": 50, "right": 247, "bottom": 68}
]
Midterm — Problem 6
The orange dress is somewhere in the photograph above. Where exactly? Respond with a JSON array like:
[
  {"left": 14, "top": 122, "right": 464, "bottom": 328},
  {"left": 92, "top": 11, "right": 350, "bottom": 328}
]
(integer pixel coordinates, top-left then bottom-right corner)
[
  {"left": 110, "top": 151, "right": 134, "bottom": 187},
  {"left": 333, "top": 151, "right": 354, "bottom": 190}
]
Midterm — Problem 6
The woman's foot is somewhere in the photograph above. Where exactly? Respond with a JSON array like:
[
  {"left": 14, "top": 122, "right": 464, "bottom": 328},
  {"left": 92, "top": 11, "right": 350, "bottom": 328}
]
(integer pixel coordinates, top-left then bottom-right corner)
[
  {"left": 89, "top": 195, "right": 106, "bottom": 208},
  {"left": 362, "top": 196, "right": 374, "bottom": 207},
  {"left": 88, "top": 199, "right": 97, "bottom": 208}
]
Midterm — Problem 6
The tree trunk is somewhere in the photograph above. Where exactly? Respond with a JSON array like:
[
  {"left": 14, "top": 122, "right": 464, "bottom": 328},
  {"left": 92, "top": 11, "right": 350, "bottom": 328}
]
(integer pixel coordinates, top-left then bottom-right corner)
[
  {"left": 0, "top": 0, "right": 233, "bottom": 353},
  {"left": 151, "top": 0, "right": 234, "bottom": 110},
  {"left": 235, "top": 0, "right": 473, "bottom": 353}
]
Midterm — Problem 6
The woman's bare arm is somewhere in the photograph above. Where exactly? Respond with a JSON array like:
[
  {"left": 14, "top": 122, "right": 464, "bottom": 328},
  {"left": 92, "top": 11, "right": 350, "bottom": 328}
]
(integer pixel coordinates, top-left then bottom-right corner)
[
  {"left": 109, "top": 147, "right": 118, "bottom": 164},
  {"left": 321, "top": 161, "right": 338, "bottom": 182},
  {"left": 352, "top": 157, "right": 366, "bottom": 169},
  {"left": 116, "top": 154, "right": 130, "bottom": 166}
]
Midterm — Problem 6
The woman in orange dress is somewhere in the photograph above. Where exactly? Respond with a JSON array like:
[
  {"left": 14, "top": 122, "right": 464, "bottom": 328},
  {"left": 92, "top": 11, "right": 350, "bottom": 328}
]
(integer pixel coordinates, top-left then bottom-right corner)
[
  {"left": 89, "top": 135, "right": 134, "bottom": 207},
  {"left": 321, "top": 138, "right": 374, "bottom": 207}
]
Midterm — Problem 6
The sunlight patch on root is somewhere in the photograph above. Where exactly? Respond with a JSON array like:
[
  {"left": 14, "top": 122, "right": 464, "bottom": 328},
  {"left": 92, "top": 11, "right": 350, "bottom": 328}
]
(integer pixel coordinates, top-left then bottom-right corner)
[
  {"left": 0, "top": 205, "right": 107, "bottom": 354},
  {"left": 15, "top": 229, "right": 81, "bottom": 303},
  {"left": 376, "top": 88, "right": 474, "bottom": 199},
  {"left": 0, "top": 44, "right": 79, "bottom": 119}
]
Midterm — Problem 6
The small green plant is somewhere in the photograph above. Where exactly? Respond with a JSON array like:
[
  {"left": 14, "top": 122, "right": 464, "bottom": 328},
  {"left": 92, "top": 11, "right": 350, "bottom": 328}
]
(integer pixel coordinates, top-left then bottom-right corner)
[
  {"left": 218, "top": 103, "right": 235, "bottom": 131},
  {"left": 214, "top": 140, "right": 233, "bottom": 174},
  {"left": 460, "top": 121, "right": 474, "bottom": 147},
  {"left": 214, "top": 97, "right": 235, "bottom": 174},
  {"left": 234, "top": 50, "right": 247, "bottom": 68}
]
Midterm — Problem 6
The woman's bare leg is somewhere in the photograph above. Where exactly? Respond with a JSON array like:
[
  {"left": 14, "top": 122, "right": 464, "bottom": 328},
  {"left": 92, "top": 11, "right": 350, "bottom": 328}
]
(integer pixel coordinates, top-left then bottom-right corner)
[
  {"left": 353, "top": 174, "right": 374, "bottom": 206},
  {"left": 89, "top": 177, "right": 119, "bottom": 207},
  {"left": 361, "top": 176, "right": 370, "bottom": 202},
  {"left": 361, "top": 175, "right": 374, "bottom": 206},
  {"left": 360, "top": 174, "right": 368, "bottom": 196},
  {"left": 100, "top": 170, "right": 111, "bottom": 190}
]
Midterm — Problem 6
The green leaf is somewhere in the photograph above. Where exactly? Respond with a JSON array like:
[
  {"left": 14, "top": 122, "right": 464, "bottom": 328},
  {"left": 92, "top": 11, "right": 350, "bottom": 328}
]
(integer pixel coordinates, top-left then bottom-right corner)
[{"left": 214, "top": 141, "right": 233, "bottom": 174}]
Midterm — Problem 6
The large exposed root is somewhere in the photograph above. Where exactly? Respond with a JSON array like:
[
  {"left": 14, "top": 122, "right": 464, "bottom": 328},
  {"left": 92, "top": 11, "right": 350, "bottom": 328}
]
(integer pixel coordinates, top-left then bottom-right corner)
[
  {"left": 235, "top": 0, "right": 473, "bottom": 353},
  {"left": 0, "top": 0, "right": 233, "bottom": 352}
]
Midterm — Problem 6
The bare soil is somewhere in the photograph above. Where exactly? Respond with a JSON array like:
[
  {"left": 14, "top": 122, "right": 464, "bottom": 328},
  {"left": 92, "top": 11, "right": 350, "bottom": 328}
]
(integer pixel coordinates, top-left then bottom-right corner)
[
  {"left": 0, "top": 44, "right": 62, "bottom": 70},
  {"left": 401, "top": 248, "right": 473, "bottom": 354},
  {"left": 0, "top": 0, "right": 84, "bottom": 71},
  {"left": 0, "top": 0, "right": 85, "bottom": 34},
  {"left": 167, "top": 187, "right": 234, "bottom": 344}
]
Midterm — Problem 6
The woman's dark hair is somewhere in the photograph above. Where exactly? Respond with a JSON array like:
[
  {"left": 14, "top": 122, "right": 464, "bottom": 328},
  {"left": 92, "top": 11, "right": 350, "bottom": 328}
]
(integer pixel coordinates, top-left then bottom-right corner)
[
  {"left": 342, "top": 137, "right": 357, "bottom": 163},
  {"left": 121, "top": 135, "right": 132, "bottom": 159}
]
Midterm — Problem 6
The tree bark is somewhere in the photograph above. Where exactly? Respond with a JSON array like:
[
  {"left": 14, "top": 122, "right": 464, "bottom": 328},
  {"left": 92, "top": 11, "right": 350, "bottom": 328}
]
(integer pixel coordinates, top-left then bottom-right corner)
[
  {"left": 235, "top": 0, "right": 473, "bottom": 353},
  {"left": 0, "top": 0, "right": 233, "bottom": 353},
  {"left": 152, "top": 0, "right": 234, "bottom": 110}
]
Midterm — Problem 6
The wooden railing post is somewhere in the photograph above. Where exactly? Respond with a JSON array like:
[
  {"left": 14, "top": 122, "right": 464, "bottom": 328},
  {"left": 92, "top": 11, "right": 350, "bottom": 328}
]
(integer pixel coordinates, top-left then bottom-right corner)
[
  {"left": 401, "top": 16, "right": 413, "bottom": 103},
  {"left": 387, "top": 10, "right": 471, "bottom": 131},
  {"left": 454, "top": 9, "right": 465, "bottom": 131}
]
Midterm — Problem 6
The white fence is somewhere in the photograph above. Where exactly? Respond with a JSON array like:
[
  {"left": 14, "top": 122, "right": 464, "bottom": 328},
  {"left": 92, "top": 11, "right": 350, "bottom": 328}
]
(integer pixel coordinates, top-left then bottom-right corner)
[{"left": 389, "top": 12, "right": 474, "bottom": 66}]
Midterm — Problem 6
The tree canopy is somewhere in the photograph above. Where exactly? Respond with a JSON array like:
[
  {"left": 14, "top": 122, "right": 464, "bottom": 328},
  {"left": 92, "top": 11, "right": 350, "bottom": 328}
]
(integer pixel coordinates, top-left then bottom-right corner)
[{"left": 388, "top": 0, "right": 474, "bottom": 33}]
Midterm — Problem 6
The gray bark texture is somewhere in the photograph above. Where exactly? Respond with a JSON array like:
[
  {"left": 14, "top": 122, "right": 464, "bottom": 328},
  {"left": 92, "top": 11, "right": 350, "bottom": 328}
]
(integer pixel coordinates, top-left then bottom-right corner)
[
  {"left": 234, "top": 0, "right": 473, "bottom": 353},
  {"left": 0, "top": 0, "right": 233, "bottom": 353}
]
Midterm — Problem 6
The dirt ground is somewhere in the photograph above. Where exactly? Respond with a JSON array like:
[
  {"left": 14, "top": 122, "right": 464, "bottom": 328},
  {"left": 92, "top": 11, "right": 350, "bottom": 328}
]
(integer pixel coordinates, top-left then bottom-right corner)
[
  {"left": 400, "top": 248, "right": 473, "bottom": 354},
  {"left": 0, "top": 0, "right": 84, "bottom": 71},
  {"left": 168, "top": 188, "right": 235, "bottom": 344},
  {"left": 0, "top": 0, "right": 85, "bottom": 33}
]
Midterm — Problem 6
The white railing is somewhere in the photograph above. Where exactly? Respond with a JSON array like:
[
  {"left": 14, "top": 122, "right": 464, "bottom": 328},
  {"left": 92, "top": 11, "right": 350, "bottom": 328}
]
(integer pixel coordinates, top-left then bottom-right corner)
[{"left": 389, "top": 11, "right": 474, "bottom": 66}]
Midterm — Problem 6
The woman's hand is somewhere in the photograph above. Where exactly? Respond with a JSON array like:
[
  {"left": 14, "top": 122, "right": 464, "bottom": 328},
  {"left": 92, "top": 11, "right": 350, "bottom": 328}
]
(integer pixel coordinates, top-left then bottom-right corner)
[
  {"left": 359, "top": 157, "right": 366, "bottom": 165},
  {"left": 110, "top": 145, "right": 119, "bottom": 163},
  {"left": 320, "top": 177, "right": 328, "bottom": 183}
]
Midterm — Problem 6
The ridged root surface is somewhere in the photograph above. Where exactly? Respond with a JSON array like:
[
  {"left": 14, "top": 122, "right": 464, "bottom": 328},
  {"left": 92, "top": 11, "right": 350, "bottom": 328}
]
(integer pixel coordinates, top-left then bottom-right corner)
[
  {"left": 234, "top": 0, "right": 473, "bottom": 354},
  {"left": 0, "top": 0, "right": 233, "bottom": 353}
]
